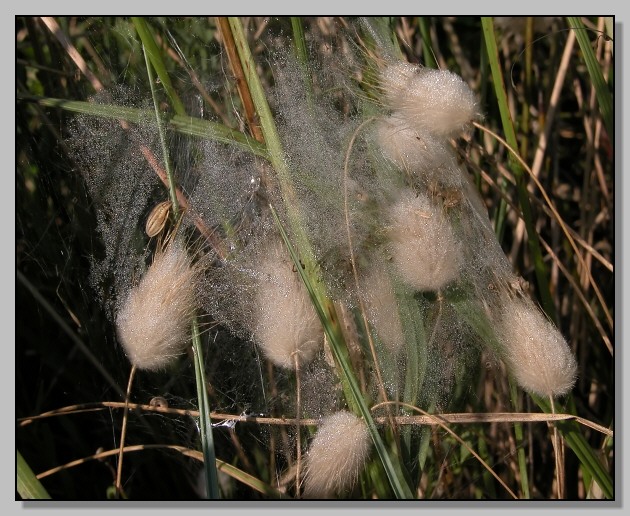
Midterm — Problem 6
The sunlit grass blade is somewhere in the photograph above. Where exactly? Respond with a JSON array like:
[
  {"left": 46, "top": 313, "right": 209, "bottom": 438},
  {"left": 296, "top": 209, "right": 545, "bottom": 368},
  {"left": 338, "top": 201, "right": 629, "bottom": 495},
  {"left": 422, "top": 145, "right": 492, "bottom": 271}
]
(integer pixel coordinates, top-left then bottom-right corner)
[
  {"left": 566, "top": 17, "right": 613, "bottom": 138},
  {"left": 17, "top": 450, "right": 51, "bottom": 500}
]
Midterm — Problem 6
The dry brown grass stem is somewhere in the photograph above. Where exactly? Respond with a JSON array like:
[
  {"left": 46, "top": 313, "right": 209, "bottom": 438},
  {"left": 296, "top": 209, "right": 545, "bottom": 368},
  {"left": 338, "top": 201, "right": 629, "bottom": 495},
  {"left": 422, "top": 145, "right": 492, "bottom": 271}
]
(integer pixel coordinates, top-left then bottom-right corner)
[
  {"left": 486, "top": 159, "right": 612, "bottom": 273},
  {"left": 472, "top": 121, "right": 613, "bottom": 333},
  {"left": 40, "top": 17, "right": 104, "bottom": 92},
  {"left": 115, "top": 365, "right": 136, "bottom": 498},
  {"left": 216, "top": 17, "right": 265, "bottom": 144},
  {"left": 19, "top": 403, "right": 613, "bottom": 437}
]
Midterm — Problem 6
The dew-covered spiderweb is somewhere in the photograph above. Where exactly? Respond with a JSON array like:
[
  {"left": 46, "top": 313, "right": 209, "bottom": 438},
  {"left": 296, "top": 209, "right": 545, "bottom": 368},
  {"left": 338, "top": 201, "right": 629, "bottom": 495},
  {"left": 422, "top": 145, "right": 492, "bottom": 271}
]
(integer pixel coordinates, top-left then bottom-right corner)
[{"left": 60, "top": 17, "right": 578, "bottom": 498}]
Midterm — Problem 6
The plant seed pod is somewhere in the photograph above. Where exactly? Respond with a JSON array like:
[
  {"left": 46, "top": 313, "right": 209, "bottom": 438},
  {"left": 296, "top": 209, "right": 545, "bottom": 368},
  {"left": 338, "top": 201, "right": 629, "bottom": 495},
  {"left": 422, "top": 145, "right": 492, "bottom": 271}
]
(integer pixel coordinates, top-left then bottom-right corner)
[
  {"left": 253, "top": 239, "right": 322, "bottom": 369},
  {"left": 303, "top": 411, "right": 372, "bottom": 499},
  {"left": 145, "top": 200, "right": 172, "bottom": 238},
  {"left": 116, "top": 241, "right": 198, "bottom": 371},
  {"left": 494, "top": 295, "right": 577, "bottom": 397},
  {"left": 387, "top": 189, "right": 462, "bottom": 292}
]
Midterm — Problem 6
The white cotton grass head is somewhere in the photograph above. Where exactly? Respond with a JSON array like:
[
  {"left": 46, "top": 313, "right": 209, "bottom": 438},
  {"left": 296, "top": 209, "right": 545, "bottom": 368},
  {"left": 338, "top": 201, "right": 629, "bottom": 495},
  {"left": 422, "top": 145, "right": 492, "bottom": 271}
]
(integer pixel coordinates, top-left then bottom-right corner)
[
  {"left": 380, "top": 62, "right": 480, "bottom": 139},
  {"left": 495, "top": 295, "right": 577, "bottom": 398},
  {"left": 116, "top": 241, "right": 199, "bottom": 371},
  {"left": 254, "top": 239, "right": 323, "bottom": 370},
  {"left": 387, "top": 189, "right": 463, "bottom": 292},
  {"left": 303, "top": 411, "right": 372, "bottom": 499},
  {"left": 374, "top": 114, "right": 457, "bottom": 176}
]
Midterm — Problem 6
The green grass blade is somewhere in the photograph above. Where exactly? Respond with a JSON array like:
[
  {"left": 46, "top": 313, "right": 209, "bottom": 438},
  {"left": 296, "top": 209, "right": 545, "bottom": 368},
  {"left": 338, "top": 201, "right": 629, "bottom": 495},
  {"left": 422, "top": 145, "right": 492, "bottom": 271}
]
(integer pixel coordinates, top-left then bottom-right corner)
[
  {"left": 290, "top": 17, "right": 314, "bottom": 107},
  {"left": 481, "top": 17, "right": 557, "bottom": 324},
  {"left": 17, "top": 450, "right": 51, "bottom": 500},
  {"left": 417, "top": 17, "right": 438, "bottom": 68},
  {"left": 566, "top": 17, "right": 613, "bottom": 138},
  {"left": 142, "top": 42, "right": 179, "bottom": 213},
  {"left": 132, "top": 17, "right": 187, "bottom": 116},
  {"left": 228, "top": 18, "right": 413, "bottom": 498},
  {"left": 18, "top": 96, "right": 268, "bottom": 158},
  {"left": 216, "top": 459, "right": 291, "bottom": 499},
  {"left": 270, "top": 205, "right": 414, "bottom": 500},
  {"left": 192, "top": 319, "right": 221, "bottom": 499},
  {"left": 227, "top": 17, "right": 316, "bottom": 267},
  {"left": 509, "top": 381, "right": 530, "bottom": 498}
]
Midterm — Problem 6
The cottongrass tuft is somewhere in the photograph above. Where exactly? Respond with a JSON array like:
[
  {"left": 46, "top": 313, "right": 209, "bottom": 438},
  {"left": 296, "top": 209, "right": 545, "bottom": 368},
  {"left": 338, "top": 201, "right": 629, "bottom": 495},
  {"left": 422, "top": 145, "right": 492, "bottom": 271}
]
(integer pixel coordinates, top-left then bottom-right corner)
[
  {"left": 387, "top": 189, "right": 462, "bottom": 292},
  {"left": 116, "top": 241, "right": 198, "bottom": 371},
  {"left": 253, "top": 239, "right": 323, "bottom": 370},
  {"left": 495, "top": 296, "right": 578, "bottom": 397},
  {"left": 303, "top": 411, "right": 372, "bottom": 499},
  {"left": 380, "top": 62, "right": 480, "bottom": 138}
]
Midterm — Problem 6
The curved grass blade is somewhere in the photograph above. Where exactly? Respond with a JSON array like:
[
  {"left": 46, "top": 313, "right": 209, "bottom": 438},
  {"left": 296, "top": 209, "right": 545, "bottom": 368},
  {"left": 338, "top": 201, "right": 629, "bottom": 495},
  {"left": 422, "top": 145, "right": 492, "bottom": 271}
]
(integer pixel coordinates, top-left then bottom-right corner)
[{"left": 132, "top": 17, "right": 187, "bottom": 116}]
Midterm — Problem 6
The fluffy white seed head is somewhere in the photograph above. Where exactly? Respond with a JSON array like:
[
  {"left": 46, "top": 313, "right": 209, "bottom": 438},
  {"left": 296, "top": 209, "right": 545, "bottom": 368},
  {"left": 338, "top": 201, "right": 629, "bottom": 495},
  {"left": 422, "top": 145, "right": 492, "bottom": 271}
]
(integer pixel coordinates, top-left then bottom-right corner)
[
  {"left": 495, "top": 296, "right": 577, "bottom": 397},
  {"left": 380, "top": 62, "right": 480, "bottom": 138},
  {"left": 387, "top": 189, "right": 462, "bottom": 292},
  {"left": 361, "top": 264, "right": 405, "bottom": 354},
  {"left": 303, "top": 411, "right": 372, "bottom": 499},
  {"left": 116, "top": 242, "right": 198, "bottom": 371},
  {"left": 254, "top": 240, "right": 322, "bottom": 369},
  {"left": 374, "top": 114, "right": 457, "bottom": 175}
]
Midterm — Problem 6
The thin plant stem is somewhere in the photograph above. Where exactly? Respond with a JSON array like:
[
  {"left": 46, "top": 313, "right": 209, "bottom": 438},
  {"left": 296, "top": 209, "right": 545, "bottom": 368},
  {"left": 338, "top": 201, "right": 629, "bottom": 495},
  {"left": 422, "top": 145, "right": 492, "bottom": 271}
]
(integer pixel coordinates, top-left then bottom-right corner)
[
  {"left": 142, "top": 43, "right": 179, "bottom": 215},
  {"left": 115, "top": 364, "right": 136, "bottom": 499},
  {"left": 294, "top": 353, "right": 302, "bottom": 498}
]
